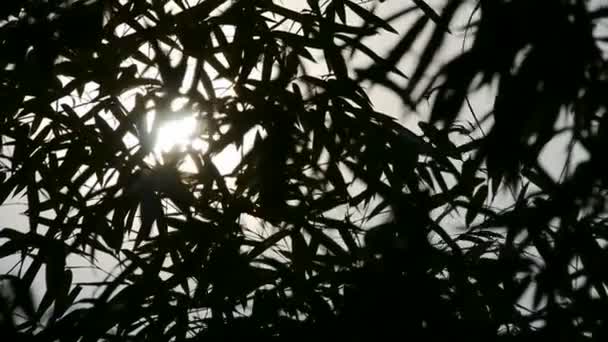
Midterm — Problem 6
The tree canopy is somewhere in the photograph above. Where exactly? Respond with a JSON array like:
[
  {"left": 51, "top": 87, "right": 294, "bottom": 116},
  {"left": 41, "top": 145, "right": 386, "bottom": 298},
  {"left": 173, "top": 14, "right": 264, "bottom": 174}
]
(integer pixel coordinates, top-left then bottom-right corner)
[{"left": 1, "top": 0, "right": 608, "bottom": 340}]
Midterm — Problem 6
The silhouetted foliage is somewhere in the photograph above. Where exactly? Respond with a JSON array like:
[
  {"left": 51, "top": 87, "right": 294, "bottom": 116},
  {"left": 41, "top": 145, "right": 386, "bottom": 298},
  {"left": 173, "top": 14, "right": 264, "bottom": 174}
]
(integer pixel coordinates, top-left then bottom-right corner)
[{"left": 1, "top": 0, "right": 608, "bottom": 340}]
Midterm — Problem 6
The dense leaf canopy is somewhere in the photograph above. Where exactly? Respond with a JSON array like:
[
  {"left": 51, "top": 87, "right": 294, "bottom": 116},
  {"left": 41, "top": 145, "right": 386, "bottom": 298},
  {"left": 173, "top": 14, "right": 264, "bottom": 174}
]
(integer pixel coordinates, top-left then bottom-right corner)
[{"left": 1, "top": 0, "right": 608, "bottom": 340}]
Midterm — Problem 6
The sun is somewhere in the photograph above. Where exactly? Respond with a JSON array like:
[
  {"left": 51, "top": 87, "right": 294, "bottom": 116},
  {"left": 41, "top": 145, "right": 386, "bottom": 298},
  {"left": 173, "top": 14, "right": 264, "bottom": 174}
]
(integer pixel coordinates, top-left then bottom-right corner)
[
  {"left": 151, "top": 110, "right": 262, "bottom": 176},
  {"left": 152, "top": 113, "right": 244, "bottom": 175},
  {"left": 154, "top": 114, "right": 204, "bottom": 154}
]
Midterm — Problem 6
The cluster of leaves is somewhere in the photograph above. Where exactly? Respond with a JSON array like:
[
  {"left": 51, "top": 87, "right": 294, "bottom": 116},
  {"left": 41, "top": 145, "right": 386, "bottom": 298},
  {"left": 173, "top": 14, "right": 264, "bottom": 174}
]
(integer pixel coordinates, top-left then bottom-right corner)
[{"left": 1, "top": 0, "right": 608, "bottom": 340}]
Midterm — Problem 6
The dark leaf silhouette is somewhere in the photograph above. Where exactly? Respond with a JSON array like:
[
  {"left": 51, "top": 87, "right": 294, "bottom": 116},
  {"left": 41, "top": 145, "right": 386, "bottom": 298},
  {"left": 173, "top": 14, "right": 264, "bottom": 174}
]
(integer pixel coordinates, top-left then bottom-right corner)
[{"left": 1, "top": 0, "right": 607, "bottom": 340}]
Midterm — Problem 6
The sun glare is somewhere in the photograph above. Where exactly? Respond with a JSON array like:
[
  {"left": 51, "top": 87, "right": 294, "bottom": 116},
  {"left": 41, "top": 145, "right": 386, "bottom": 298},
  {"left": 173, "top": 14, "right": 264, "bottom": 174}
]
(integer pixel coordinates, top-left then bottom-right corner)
[
  {"left": 152, "top": 113, "right": 241, "bottom": 175},
  {"left": 154, "top": 115, "right": 202, "bottom": 153},
  {"left": 151, "top": 110, "right": 262, "bottom": 177}
]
